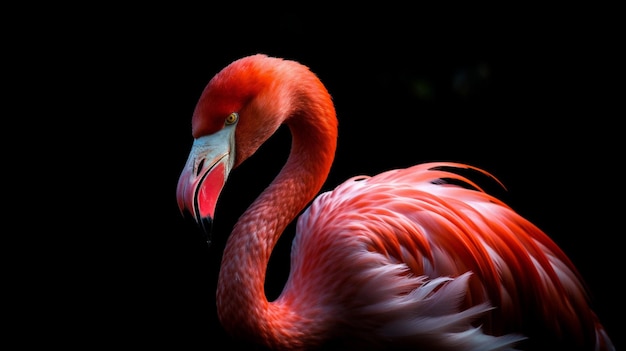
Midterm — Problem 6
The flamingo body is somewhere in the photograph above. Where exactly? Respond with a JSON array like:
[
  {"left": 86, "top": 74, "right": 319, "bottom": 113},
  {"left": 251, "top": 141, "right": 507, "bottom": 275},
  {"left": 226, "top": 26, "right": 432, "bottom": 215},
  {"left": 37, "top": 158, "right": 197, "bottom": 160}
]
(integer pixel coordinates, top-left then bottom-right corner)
[{"left": 176, "top": 54, "right": 614, "bottom": 350}]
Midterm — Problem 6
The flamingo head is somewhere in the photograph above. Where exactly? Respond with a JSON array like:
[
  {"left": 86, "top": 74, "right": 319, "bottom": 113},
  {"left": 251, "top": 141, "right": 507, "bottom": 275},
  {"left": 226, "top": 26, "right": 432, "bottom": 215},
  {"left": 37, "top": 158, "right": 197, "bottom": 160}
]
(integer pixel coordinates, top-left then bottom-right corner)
[{"left": 176, "top": 54, "right": 293, "bottom": 243}]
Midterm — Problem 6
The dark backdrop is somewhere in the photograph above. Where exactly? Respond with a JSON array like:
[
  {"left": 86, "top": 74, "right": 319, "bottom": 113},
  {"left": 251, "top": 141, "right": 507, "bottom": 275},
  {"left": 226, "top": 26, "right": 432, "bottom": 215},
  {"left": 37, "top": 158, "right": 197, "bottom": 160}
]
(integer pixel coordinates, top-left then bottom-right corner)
[{"left": 26, "top": 7, "right": 621, "bottom": 350}]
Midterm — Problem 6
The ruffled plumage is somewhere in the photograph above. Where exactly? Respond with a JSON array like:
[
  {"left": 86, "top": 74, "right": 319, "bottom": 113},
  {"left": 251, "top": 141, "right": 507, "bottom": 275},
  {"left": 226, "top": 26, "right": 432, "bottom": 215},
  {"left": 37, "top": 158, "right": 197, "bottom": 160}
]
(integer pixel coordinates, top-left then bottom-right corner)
[{"left": 285, "top": 162, "right": 609, "bottom": 350}]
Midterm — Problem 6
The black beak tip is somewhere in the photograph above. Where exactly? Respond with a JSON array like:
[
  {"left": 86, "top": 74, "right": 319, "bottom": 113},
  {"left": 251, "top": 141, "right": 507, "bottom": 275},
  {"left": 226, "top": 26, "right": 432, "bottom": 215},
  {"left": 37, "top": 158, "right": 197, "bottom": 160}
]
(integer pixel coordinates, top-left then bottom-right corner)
[
  {"left": 199, "top": 216, "right": 213, "bottom": 246},
  {"left": 181, "top": 209, "right": 213, "bottom": 246}
]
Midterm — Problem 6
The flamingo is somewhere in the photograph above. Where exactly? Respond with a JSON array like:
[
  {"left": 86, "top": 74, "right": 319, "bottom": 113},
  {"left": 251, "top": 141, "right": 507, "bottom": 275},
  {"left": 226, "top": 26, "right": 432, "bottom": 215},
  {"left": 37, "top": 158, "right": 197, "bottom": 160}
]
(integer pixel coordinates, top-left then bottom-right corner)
[{"left": 176, "top": 54, "right": 614, "bottom": 351}]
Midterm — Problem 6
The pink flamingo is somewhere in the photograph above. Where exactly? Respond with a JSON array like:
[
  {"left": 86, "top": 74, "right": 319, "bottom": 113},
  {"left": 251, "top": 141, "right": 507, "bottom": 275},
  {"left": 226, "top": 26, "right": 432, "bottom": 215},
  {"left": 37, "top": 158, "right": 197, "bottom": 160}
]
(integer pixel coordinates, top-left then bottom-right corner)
[{"left": 176, "top": 54, "right": 614, "bottom": 350}]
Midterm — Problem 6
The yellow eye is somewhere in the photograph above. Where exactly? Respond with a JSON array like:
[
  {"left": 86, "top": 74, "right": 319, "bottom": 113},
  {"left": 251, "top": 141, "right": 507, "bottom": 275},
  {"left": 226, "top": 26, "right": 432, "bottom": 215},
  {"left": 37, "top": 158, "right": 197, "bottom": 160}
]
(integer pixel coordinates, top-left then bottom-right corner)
[{"left": 225, "top": 112, "right": 239, "bottom": 125}]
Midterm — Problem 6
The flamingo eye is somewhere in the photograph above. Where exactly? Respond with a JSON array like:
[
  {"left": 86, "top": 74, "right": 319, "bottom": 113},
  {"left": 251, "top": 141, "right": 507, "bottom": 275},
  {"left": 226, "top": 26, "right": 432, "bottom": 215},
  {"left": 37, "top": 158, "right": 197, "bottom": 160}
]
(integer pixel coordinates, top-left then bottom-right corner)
[{"left": 225, "top": 112, "right": 239, "bottom": 125}]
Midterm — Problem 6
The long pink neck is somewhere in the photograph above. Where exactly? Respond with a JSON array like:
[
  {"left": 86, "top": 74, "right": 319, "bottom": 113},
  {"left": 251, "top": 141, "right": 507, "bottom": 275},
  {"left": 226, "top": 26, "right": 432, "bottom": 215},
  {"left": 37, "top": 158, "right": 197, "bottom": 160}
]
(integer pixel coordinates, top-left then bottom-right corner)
[{"left": 216, "top": 84, "right": 337, "bottom": 348}]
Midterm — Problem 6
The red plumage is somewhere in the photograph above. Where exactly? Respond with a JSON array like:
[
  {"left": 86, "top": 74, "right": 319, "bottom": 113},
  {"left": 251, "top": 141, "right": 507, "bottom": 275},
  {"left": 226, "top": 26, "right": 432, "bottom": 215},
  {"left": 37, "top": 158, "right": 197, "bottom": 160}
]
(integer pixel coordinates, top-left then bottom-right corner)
[{"left": 176, "top": 54, "right": 614, "bottom": 350}]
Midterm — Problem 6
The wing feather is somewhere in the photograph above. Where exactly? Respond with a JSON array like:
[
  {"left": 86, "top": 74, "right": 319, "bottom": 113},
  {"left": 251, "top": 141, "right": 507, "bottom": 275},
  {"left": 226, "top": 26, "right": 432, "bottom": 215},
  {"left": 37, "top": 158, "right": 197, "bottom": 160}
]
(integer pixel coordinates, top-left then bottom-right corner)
[{"left": 285, "top": 162, "right": 598, "bottom": 348}]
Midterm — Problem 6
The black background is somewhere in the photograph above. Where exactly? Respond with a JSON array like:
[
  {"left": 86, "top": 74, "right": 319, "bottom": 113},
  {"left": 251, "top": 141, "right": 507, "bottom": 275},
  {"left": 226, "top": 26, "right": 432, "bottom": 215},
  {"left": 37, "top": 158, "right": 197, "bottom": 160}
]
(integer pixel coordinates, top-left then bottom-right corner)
[{"left": 19, "top": 6, "right": 622, "bottom": 350}]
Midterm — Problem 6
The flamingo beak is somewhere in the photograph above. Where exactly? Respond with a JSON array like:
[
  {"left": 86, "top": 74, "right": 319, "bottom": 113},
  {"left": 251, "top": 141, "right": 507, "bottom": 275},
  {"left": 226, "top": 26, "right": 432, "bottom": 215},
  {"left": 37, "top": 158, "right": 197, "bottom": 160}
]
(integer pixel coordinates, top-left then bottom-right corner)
[{"left": 176, "top": 126, "right": 236, "bottom": 244}]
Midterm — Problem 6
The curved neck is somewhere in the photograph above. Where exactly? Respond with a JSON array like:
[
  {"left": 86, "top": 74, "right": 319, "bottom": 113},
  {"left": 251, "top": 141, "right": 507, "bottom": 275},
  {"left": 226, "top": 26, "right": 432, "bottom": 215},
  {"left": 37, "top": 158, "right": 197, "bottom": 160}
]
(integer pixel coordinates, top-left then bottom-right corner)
[{"left": 216, "top": 87, "right": 337, "bottom": 348}]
